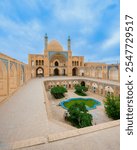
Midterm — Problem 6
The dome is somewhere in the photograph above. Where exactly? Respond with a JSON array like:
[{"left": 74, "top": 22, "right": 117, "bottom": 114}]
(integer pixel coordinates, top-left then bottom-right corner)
[{"left": 47, "top": 40, "right": 63, "bottom": 51}]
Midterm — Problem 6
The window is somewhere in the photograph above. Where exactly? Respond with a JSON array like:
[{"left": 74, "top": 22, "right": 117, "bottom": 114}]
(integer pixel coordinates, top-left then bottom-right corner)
[
  {"left": 39, "top": 60, "right": 41, "bottom": 65},
  {"left": 36, "top": 60, "right": 38, "bottom": 66},
  {"left": 55, "top": 61, "right": 59, "bottom": 66},
  {"left": 42, "top": 60, "right": 44, "bottom": 65},
  {"left": 72, "top": 61, "right": 74, "bottom": 66}
]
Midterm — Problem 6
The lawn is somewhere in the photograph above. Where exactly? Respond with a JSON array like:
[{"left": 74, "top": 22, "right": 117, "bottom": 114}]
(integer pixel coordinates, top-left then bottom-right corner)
[{"left": 64, "top": 99, "right": 97, "bottom": 109}]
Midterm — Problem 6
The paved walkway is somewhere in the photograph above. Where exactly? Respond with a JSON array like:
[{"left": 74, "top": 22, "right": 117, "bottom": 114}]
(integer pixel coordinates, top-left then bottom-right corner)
[
  {"left": 18, "top": 126, "right": 120, "bottom": 150},
  {"left": 0, "top": 78, "right": 68, "bottom": 149}
]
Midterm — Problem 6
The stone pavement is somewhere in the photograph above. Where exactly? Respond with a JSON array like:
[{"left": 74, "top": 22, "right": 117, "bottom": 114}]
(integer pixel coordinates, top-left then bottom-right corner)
[
  {"left": 0, "top": 78, "right": 69, "bottom": 149},
  {"left": 0, "top": 77, "right": 120, "bottom": 150},
  {"left": 16, "top": 125, "right": 120, "bottom": 150}
]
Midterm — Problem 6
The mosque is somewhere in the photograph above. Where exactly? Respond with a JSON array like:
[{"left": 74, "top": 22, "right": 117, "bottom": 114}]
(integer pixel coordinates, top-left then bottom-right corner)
[
  {"left": 29, "top": 34, "right": 120, "bottom": 80},
  {"left": 0, "top": 35, "right": 120, "bottom": 102}
]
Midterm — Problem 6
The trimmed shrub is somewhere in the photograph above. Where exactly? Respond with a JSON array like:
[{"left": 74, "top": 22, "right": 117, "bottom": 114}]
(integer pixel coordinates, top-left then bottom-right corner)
[
  {"left": 50, "top": 86, "right": 67, "bottom": 99},
  {"left": 74, "top": 84, "right": 88, "bottom": 96}
]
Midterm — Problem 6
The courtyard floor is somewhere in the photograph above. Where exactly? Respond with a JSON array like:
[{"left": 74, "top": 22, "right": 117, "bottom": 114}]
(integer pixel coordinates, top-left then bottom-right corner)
[
  {"left": 0, "top": 77, "right": 119, "bottom": 150},
  {"left": 48, "top": 90, "right": 112, "bottom": 125}
]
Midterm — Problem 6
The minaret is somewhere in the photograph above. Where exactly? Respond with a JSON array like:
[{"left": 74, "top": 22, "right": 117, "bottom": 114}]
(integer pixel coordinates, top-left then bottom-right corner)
[
  {"left": 44, "top": 33, "right": 48, "bottom": 49},
  {"left": 68, "top": 36, "right": 71, "bottom": 50}
]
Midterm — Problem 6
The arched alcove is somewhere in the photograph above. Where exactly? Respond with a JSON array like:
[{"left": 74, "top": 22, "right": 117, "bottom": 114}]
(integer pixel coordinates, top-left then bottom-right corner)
[
  {"left": 54, "top": 68, "right": 59, "bottom": 76},
  {"left": 109, "top": 67, "right": 118, "bottom": 81},
  {"left": 36, "top": 67, "right": 44, "bottom": 77},
  {"left": 9, "top": 64, "right": 17, "bottom": 94},
  {"left": 55, "top": 61, "right": 59, "bottom": 66},
  {"left": 0, "top": 60, "right": 8, "bottom": 96},
  {"left": 72, "top": 67, "right": 78, "bottom": 76}
]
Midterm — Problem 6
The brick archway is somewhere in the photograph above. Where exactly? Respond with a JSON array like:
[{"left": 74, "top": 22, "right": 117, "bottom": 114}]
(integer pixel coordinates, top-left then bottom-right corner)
[
  {"left": 72, "top": 67, "right": 78, "bottom": 76},
  {"left": 0, "top": 60, "right": 8, "bottom": 96},
  {"left": 81, "top": 81, "right": 85, "bottom": 86},
  {"left": 36, "top": 67, "right": 44, "bottom": 77},
  {"left": 54, "top": 68, "right": 59, "bottom": 76},
  {"left": 9, "top": 64, "right": 17, "bottom": 93}
]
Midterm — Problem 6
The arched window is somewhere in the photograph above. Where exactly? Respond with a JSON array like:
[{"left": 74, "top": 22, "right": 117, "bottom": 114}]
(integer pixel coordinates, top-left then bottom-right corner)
[
  {"left": 72, "top": 61, "right": 74, "bottom": 66},
  {"left": 42, "top": 60, "right": 44, "bottom": 65},
  {"left": 55, "top": 61, "right": 59, "bottom": 66},
  {"left": 39, "top": 60, "right": 41, "bottom": 65},
  {"left": 36, "top": 60, "right": 38, "bottom": 66}
]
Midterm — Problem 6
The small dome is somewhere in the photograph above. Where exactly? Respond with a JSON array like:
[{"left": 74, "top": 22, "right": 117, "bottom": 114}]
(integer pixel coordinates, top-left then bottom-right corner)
[{"left": 47, "top": 40, "right": 63, "bottom": 51}]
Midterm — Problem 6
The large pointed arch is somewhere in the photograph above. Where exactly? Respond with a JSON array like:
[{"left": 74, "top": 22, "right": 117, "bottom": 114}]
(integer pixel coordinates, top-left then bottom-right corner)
[
  {"left": 20, "top": 65, "right": 25, "bottom": 85},
  {"left": 54, "top": 68, "right": 59, "bottom": 76},
  {"left": 0, "top": 60, "right": 8, "bottom": 96},
  {"left": 72, "top": 67, "right": 78, "bottom": 76},
  {"left": 9, "top": 63, "right": 17, "bottom": 94},
  {"left": 36, "top": 67, "right": 44, "bottom": 77}
]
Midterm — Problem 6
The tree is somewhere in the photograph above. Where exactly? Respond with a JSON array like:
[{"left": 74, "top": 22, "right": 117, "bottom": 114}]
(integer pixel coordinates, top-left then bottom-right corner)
[
  {"left": 50, "top": 86, "right": 67, "bottom": 99},
  {"left": 104, "top": 94, "right": 120, "bottom": 120},
  {"left": 66, "top": 102, "right": 93, "bottom": 128},
  {"left": 74, "top": 84, "right": 88, "bottom": 96}
]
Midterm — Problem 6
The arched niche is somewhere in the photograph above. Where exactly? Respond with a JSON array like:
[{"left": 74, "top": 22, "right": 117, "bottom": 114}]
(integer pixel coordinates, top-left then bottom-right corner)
[
  {"left": 0, "top": 60, "right": 8, "bottom": 96},
  {"left": 109, "top": 67, "right": 118, "bottom": 81},
  {"left": 9, "top": 63, "right": 17, "bottom": 94}
]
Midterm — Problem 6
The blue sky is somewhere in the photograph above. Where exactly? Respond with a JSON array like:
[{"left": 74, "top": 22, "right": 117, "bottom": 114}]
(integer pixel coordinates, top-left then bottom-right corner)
[{"left": 0, "top": 0, "right": 119, "bottom": 64}]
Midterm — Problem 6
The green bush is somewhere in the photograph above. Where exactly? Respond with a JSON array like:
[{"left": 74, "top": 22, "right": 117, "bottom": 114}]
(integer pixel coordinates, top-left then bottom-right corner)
[
  {"left": 104, "top": 94, "right": 120, "bottom": 120},
  {"left": 50, "top": 86, "right": 67, "bottom": 99},
  {"left": 66, "top": 102, "right": 93, "bottom": 128},
  {"left": 74, "top": 84, "right": 88, "bottom": 96}
]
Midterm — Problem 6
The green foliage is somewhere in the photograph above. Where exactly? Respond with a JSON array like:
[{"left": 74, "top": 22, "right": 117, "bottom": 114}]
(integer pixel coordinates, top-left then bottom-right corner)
[
  {"left": 64, "top": 99, "right": 96, "bottom": 109},
  {"left": 104, "top": 94, "right": 120, "bottom": 120},
  {"left": 78, "top": 113, "right": 92, "bottom": 127},
  {"left": 74, "top": 84, "right": 88, "bottom": 96},
  {"left": 50, "top": 86, "right": 67, "bottom": 99},
  {"left": 67, "top": 102, "right": 93, "bottom": 128}
]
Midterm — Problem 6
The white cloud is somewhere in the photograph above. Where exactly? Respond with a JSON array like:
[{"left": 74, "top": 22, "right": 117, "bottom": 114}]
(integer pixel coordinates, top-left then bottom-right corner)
[
  {"left": 52, "top": 0, "right": 113, "bottom": 21},
  {"left": 101, "top": 30, "right": 120, "bottom": 50},
  {"left": 49, "top": 0, "right": 115, "bottom": 35},
  {"left": 0, "top": 0, "right": 120, "bottom": 64},
  {"left": 0, "top": 14, "right": 45, "bottom": 62}
]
